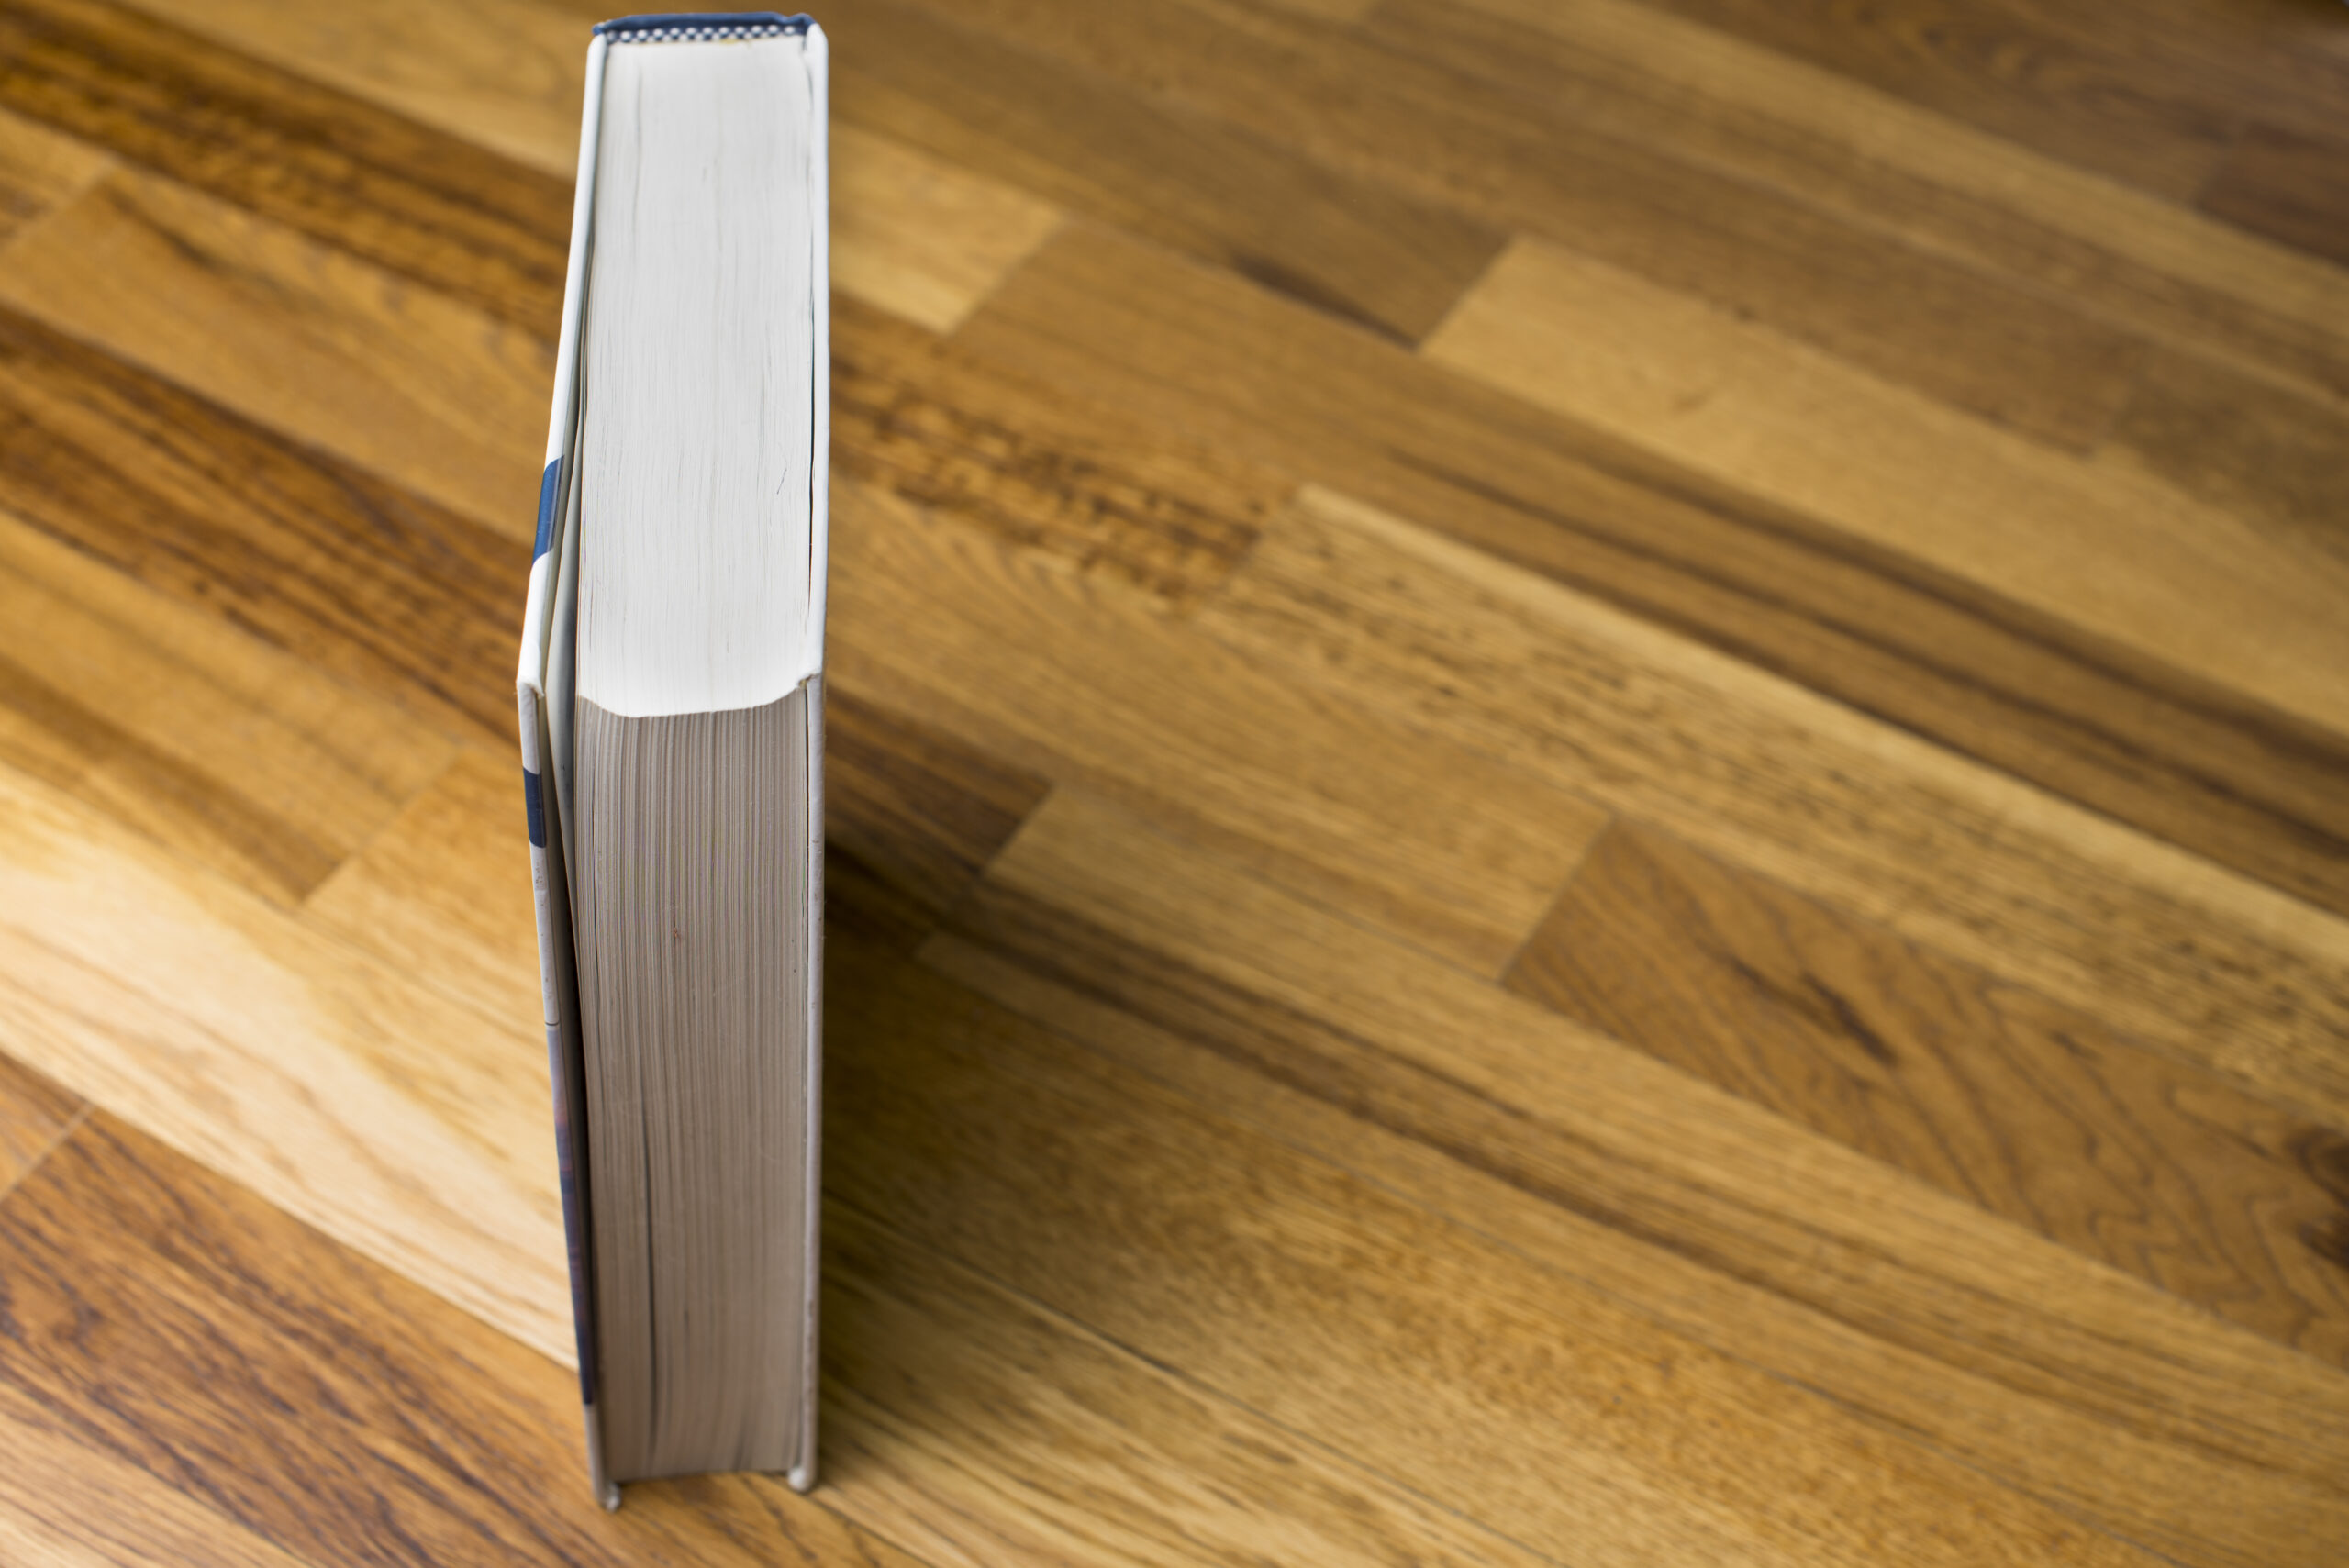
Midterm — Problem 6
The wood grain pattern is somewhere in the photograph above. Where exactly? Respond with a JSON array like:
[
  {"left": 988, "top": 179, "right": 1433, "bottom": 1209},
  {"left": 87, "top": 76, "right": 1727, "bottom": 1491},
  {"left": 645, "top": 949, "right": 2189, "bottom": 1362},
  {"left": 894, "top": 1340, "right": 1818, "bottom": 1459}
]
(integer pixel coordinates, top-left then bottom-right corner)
[
  {"left": 0, "top": 298, "right": 529, "bottom": 741},
  {"left": 122, "top": 0, "right": 1069, "bottom": 334},
  {"left": 2, "top": 3, "right": 2344, "bottom": 1561},
  {"left": 1624, "top": 0, "right": 2248, "bottom": 200},
  {"left": 2200, "top": 124, "right": 2349, "bottom": 268},
  {"left": 909, "top": 0, "right": 2145, "bottom": 446},
  {"left": 816, "top": 0, "right": 1504, "bottom": 341},
  {"left": 0, "top": 0, "right": 573, "bottom": 330},
  {"left": 0, "top": 509, "right": 454, "bottom": 902},
  {"left": 822, "top": 916, "right": 2180, "bottom": 1568},
  {"left": 0, "top": 165, "right": 550, "bottom": 538},
  {"left": 836, "top": 295, "right": 1281, "bottom": 605},
  {"left": 0, "top": 101, "right": 106, "bottom": 245},
  {"left": 1422, "top": 236, "right": 2349, "bottom": 739},
  {"left": 960, "top": 226, "right": 2349, "bottom": 917},
  {"left": 0, "top": 1112, "right": 928, "bottom": 1568},
  {"left": 1198, "top": 486, "right": 2349, "bottom": 1126},
  {"left": 827, "top": 473, "right": 1609, "bottom": 973},
  {"left": 0, "top": 1051, "right": 77, "bottom": 1196},
  {"left": 1507, "top": 819, "right": 2349, "bottom": 1365},
  {"left": 1420, "top": 0, "right": 2349, "bottom": 406},
  {"left": 0, "top": 757, "right": 573, "bottom": 1362},
  {"left": 925, "top": 787, "right": 2349, "bottom": 1568}
]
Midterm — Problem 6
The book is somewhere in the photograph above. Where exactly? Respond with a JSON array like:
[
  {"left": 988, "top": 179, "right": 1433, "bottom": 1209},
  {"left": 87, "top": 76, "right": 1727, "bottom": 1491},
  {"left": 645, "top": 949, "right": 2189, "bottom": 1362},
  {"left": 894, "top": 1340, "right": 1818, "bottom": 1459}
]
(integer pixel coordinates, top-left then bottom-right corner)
[{"left": 516, "top": 11, "right": 829, "bottom": 1508}]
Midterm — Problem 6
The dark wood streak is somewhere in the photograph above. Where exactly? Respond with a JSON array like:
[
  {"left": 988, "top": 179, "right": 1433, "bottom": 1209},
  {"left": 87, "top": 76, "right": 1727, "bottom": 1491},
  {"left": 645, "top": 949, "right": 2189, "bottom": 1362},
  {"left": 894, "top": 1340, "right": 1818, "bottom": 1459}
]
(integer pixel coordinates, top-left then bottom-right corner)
[
  {"left": 832, "top": 295, "right": 1280, "bottom": 606},
  {"left": 961, "top": 227, "right": 2349, "bottom": 917},
  {"left": 0, "top": 648, "right": 340, "bottom": 900},
  {"left": 826, "top": 679, "right": 1052, "bottom": 950},
  {"left": 2199, "top": 123, "right": 2349, "bottom": 270},
  {"left": 0, "top": 1113, "right": 929, "bottom": 1567},
  {"left": 916, "top": 876, "right": 2349, "bottom": 1512},
  {"left": 1506, "top": 821, "right": 2349, "bottom": 1366},
  {"left": 0, "top": 0, "right": 573, "bottom": 330},
  {"left": 0, "top": 302, "right": 527, "bottom": 742},
  {"left": 808, "top": 0, "right": 1506, "bottom": 342}
]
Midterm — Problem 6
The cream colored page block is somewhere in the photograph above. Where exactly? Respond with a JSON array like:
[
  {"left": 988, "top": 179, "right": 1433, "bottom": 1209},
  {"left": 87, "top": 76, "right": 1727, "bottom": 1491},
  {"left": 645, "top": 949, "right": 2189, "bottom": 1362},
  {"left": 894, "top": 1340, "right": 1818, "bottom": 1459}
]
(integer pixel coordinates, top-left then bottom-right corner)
[
  {"left": 0, "top": 169, "right": 549, "bottom": 540},
  {"left": 0, "top": 762, "right": 573, "bottom": 1362},
  {"left": 1202, "top": 486, "right": 2349, "bottom": 1125},
  {"left": 0, "top": 107, "right": 113, "bottom": 250},
  {"left": 0, "top": 511, "right": 454, "bottom": 901},
  {"left": 1424, "top": 238, "right": 2349, "bottom": 736},
  {"left": 1447, "top": 0, "right": 2349, "bottom": 386},
  {"left": 137, "top": 0, "right": 1064, "bottom": 330}
]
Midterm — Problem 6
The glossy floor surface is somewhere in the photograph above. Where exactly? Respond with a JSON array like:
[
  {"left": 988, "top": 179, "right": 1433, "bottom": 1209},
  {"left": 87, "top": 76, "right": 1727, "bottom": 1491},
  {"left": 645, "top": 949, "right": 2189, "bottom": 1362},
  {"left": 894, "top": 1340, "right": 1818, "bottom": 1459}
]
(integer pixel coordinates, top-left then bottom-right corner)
[{"left": 0, "top": 1, "right": 2345, "bottom": 1563}]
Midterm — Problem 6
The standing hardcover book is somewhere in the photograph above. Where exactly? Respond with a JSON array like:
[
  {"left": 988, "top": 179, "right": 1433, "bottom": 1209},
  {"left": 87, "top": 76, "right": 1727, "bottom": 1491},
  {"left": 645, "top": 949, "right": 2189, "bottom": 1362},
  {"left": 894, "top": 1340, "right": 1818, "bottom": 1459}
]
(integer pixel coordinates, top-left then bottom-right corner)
[{"left": 517, "top": 12, "right": 829, "bottom": 1508}]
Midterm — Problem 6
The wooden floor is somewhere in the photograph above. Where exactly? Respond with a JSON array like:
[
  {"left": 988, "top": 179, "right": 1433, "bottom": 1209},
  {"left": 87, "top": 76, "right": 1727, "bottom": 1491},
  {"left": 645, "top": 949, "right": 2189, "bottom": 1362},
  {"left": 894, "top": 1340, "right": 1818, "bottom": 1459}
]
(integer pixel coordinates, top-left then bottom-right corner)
[{"left": 0, "top": 0, "right": 2345, "bottom": 1562}]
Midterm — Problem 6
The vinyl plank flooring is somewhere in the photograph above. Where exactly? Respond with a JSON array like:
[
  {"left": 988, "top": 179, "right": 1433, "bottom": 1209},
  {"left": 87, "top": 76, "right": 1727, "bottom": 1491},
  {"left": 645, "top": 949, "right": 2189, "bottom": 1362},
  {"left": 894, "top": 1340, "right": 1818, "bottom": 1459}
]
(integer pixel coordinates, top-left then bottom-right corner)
[
  {"left": 1196, "top": 484, "right": 2349, "bottom": 1129},
  {"left": 826, "top": 473, "right": 1609, "bottom": 974},
  {"left": 812, "top": 0, "right": 1506, "bottom": 342},
  {"left": 0, "top": 1051, "right": 78, "bottom": 1195},
  {"left": 2200, "top": 125, "right": 2349, "bottom": 269},
  {"left": 0, "top": 165, "right": 550, "bottom": 539},
  {"left": 0, "top": 297, "right": 529, "bottom": 743},
  {"left": 1422, "top": 236, "right": 2349, "bottom": 740},
  {"left": 0, "top": 0, "right": 573, "bottom": 331},
  {"left": 1506, "top": 818, "right": 2349, "bottom": 1365},
  {"left": 0, "top": 757, "right": 573, "bottom": 1362},
  {"left": 923, "top": 786, "right": 2349, "bottom": 1568},
  {"left": 0, "top": 1112, "right": 928, "bottom": 1568},
  {"left": 120, "top": 0, "right": 1069, "bottom": 334},
  {"left": 957, "top": 226, "right": 2349, "bottom": 917},
  {"left": 822, "top": 910, "right": 2177, "bottom": 1568},
  {"left": 907, "top": 0, "right": 2143, "bottom": 447}
]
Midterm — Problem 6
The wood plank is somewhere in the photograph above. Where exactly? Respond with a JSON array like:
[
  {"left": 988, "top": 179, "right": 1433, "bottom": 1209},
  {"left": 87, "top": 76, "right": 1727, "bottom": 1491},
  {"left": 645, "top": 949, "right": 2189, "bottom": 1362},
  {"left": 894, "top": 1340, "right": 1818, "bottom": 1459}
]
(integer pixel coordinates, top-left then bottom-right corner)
[
  {"left": 1506, "top": 818, "right": 2349, "bottom": 1365},
  {"left": 2199, "top": 125, "right": 2349, "bottom": 269},
  {"left": 0, "top": 164, "right": 550, "bottom": 540},
  {"left": 1420, "top": 236, "right": 2349, "bottom": 740},
  {"left": 1620, "top": 0, "right": 2242, "bottom": 200},
  {"left": 0, "top": 758, "right": 573, "bottom": 1362},
  {"left": 0, "top": 1112, "right": 929, "bottom": 1568},
  {"left": 0, "top": 0, "right": 574, "bottom": 331},
  {"left": 2105, "top": 344, "right": 2349, "bottom": 585},
  {"left": 904, "top": 0, "right": 2144, "bottom": 448},
  {"left": 0, "top": 510, "right": 455, "bottom": 903},
  {"left": 1196, "top": 485, "right": 2349, "bottom": 1129},
  {"left": 0, "top": 102, "right": 107, "bottom": 248},
  {"left": 957, "top": 225, "right": 2349, "bottom": 917},
  {"left": 823, "top": 682, "right": 1052, "bottom": 951},
  {"left": 0, "top": 1051, "right": 79, "bottom": 1196},
  {"left": 0, "top": 1375, "right": 317, "bottom": 1568},
  {"left": 818, "top": 903, "right": 2184, "bottom": 1568},
  {"left": 816, "top": 0, "right": 1504, "bottom": 342},
  {"left": 0, "top": 296, "right": 530, "bottom": 743},
  {"left": 836, "top": 294, "right": 1282, "bottom": 606},
  {"left": 827, "top": 473, "right": 1608, "bottom": 974},
  {"left": 924, "top": 785, "right": 2349, "bottom": 1568},
  {"left": 819, "top": 1198, "right": 1553, "bottom": 1568},
  {"left": 121, "top": 0, "right": 1068, "bottom": 334},
  {"left": 1413, "top": 0, "right": 2349, "bottom": 404}
]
